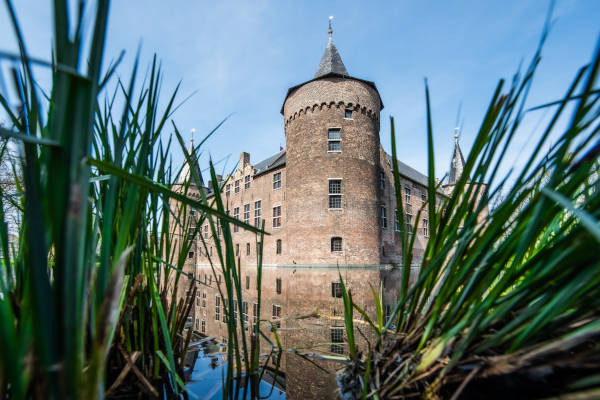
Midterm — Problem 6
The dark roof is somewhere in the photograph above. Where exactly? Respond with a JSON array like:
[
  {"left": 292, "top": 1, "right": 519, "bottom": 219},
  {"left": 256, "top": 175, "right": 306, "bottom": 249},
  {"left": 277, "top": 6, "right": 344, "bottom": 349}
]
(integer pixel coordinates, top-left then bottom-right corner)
[
  {"left": 386, "top": 154, "right": 429, "bottom": 187},
  {"left": 253, "top": 150, "right": 286, "bottom": 176},
  {"left": 448, "top": 141, "right": 465, "bottom": 185},
  {"left": 314, "top": 37, "right": 348, "bottom": 78}
]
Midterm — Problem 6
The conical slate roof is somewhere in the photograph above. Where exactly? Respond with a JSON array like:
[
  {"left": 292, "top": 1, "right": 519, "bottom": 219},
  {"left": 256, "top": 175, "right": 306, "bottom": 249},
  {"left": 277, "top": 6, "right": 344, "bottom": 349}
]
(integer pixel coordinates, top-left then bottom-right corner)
[
  {"left": 314, "top": 37, "right": 348, "bottom": 78},
  {"left": 448, "top": 140, "right": 466, "bottom": 185},
  {"left": 178, "top": 141, "right": 203, "bottom": 185}
]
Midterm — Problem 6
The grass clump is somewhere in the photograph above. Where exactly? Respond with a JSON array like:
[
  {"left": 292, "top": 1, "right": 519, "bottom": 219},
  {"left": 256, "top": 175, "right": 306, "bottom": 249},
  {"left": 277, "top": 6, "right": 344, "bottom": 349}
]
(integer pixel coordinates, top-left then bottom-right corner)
[{"left": 339, "top": 22, "right": 600, "bottom": 400}]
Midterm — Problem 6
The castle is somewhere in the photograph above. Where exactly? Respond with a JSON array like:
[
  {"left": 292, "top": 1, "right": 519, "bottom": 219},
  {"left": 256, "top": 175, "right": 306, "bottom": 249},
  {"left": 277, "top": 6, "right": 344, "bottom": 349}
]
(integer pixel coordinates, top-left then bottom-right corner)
[
  {"left": 173, "top": 26, "right": 470, "bottom": 399},
  {"left": 178, "top": 27, "right": 465, "bottom": 270}
]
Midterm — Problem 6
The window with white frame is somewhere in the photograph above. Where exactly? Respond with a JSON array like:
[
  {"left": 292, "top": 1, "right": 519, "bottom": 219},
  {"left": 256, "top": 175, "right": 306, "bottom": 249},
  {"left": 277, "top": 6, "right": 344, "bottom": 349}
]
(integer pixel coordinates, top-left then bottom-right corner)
[
  {"left": 331, "top": 282, "right": 342, "bottom": 298},
  {"left": 423, "top": 218, "right": 429, "bottom": 237},
  {"left": 272, "top": 304, "right": 282, "bottom": 328},
  {"left": 329, "top": 179, "right": 342, "bottom": 209},
  {"left": 331, "top": 327, "right": 344, "bottom": 354},
  {"left": 380, "top": 206, "right": 387, "bottom": 229},
  {"left": 242, "top": 301, "right": 249, "bottom": 329},
  {"left": 421, "top": 192, "right": 427, "bottom": 205},
  {"left": 331, "top": 237, "right": 343, "bottom": 252},
  {"left": 273, "top": 172, "right": 281, "bottom": 190},
  {"left": 405, "top": 212, "right": 413, "bottom": 234},
  {"left": 202, "top": 291, "right": 206, "bottom": 307},
  {"left": 215, "top": 296, "right": 221, "bottom": 321},
  {"left": 272, "top": 205, "right": 281, "bottom": 228},
  {"left": 243, "top": 204, "right": 250, "bottom": 224},
  {"left": 328, "top": 128, "right": 341, "bottom": 152},
  {"left": 233, "top": 207, "right": 240, "bottom": 232},
  {"left": 201, "top": 320, "right": 206, "bottom": 333},
  {"left": 244, "top": 175, "right": 251, "bottom": 189},
  {"left": 405, "top": 186, "right": 411, "bottom": 204},
  {"left": 234, "top": 179, "right": 240, "bottom": 194},
  {"left": 253, "top": 303, "right": 258, "bottom": 324},
  {"left": 254, "top": 200, "right": 261, "bottom": 227}
]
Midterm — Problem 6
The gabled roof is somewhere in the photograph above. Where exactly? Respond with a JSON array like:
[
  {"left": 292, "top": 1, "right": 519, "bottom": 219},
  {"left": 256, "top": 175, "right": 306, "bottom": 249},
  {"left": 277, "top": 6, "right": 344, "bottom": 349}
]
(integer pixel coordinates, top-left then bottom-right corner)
[
  {"left": 314, "top": 37, "right": 348, "bottom": 78},
  {"left": 253, "top": 150, "right": 286, "bottom": 177},
  {"left": 448, "top": 140, "right": 465, "bottom": 185}
]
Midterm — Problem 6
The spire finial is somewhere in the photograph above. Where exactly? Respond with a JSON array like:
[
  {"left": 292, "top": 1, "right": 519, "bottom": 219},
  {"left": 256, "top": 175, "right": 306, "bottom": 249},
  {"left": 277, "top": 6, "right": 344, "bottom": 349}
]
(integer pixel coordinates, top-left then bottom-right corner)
[
  {"left": 190, "top": 128, "right": 196, "bottom": 145},
  {"left": 328, "top": 16, "right": 333, "bottom": 37},
  {"left": 453, "top": 126, "right": 460, "bottom": 143}
]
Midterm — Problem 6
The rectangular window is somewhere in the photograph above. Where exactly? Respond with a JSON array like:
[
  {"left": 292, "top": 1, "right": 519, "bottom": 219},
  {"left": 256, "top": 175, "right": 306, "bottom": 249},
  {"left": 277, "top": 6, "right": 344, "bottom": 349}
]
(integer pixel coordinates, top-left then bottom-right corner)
[
  {"left": 380, "top": 171, "right": 385, "bottom": 190},
  {"left": 244, "top": 175, "right": 251, "bottom": 189},
  {"left": 223, "top": 298, "right": 227, "bottom": 322},
  {"left": 195, "top": 319, "right": 198, "bottom": 330},
  {"left": 243, "top": 204, "right": 250, "bottom": 224},
  {"left": 233, "top": 207, "right": 240, "bottom": 232},
  {"left": 272, "top": 205, "right": 282, "bottom": 227},
  {"left": 226, "top": 184, "right": 231, "bottom": 197},
  {"left": 242, "top": 301, "right": 249, "bottom": 329},
  {"left": 344, "top": 109, "right": 353, "bottom": 119},
  {"left": 215, "top": 296, "right": 221, "bottom": 321},
  {"left": 276, "top": 278, "right": 282, "bottom": 294},
  {"left": 187, "top": 227, "right": 195, "bottom": 239},
  {"left": 204, "top": 225, "right": 208, "bottom": 239},
  {"left": 202, "top": 292, "right": 206, "bottom": 307},
  {"left": 246, "top": 243, "right": 250, "bottom": 256},
  {"left": 188, "top": 251, "right": 194, "bottom": 259},
  {"left": 331, "top": 282, "right": 342, "bottom": 298},
  {"left": 272, "top": 305, "right": 282, "bottom": 328},
  {"left": 380, "top": 206, "right": 387, "bottom": 229},
  {"left": 328, "top": 128, "right": 341, "bottom": 152},
  {"left": 421, "top": 192, "right": 427, "bottom": 205},
  {"left": 201, "top": 320, "right": 206, "bottom": 333},
  {"left": 234, "top": 179, "right": 240, "bottom": 194},
  {"left": 405, "top": 187, "right": 411, "bottom": 205},
  {"left": 253, "top": 303, "right": 259, "bottom": 324},
  {"left": 273, "top": 172, "right": 282, "bottom": 190},
  {"left": 276, "top": 239, "right": 282, "bottom": 255},
  {"left": 423, "top": 218, "right": 429, "bottom": 237},
  {"left": 331, "top": 327, "right": 344, "bottom": 354},
  {"left": 246, "top": 275, "right": 250, "bottom": 289},
  {"left": 331, "top": 237, "right": 342, "bottom": 252},
  {"left": 196, "top": 293, "right": 200, "bottom": 307},
  {"left": 329, "top": 179, "right": 342, "bottom": 209},
  {"left": 236, "top": 243, "right": 239, "bottom": 256},
  {"left": 405, "top": 213, "right": 413, "bottom": 234},
  {"left": 395, "top": 209, "right": 400, "bottom": 231},
  {"left": 254, "top": 200, "right": 261, "bottom": 227}
]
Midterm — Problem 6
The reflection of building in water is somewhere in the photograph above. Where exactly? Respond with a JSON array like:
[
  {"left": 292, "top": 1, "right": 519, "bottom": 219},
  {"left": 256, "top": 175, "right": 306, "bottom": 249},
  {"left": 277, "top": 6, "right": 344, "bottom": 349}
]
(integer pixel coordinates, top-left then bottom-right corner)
[
  {"left": 171, "top": 24, "right": 477, "bottom": 399},
  {"left": 191, "top": 266, "right": 412, "bottom": 399}
]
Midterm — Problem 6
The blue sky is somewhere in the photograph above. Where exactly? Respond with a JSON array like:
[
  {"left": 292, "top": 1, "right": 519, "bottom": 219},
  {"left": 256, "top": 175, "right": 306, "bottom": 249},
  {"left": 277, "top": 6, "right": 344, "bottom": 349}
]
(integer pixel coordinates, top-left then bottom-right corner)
[{"left": 1, "top": 1, "right": 599, "bottom": 182}]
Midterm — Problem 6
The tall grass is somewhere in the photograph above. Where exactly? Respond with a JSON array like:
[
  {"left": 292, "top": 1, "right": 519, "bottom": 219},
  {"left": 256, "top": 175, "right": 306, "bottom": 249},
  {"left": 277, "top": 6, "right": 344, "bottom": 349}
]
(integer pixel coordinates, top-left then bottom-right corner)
[
  {"left": 341, "top": 22, "right": 600, "bottom": 399},
  {"left": 0, "top": 1, "right": 267, "bottom": 398}
]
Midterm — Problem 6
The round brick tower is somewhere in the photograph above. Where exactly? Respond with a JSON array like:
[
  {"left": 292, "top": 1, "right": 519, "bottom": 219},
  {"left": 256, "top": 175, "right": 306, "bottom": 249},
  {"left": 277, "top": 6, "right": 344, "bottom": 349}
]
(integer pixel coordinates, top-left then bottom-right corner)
[{"left": 281, "top": 28, "right": 383, "bottom": 265}]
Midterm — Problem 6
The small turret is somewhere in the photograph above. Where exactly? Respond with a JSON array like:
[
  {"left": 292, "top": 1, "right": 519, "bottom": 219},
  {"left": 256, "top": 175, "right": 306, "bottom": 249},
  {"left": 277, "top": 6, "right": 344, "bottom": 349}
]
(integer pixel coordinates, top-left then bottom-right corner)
[{"left": 448, "top": 128, "right": 465, "bottom": 185}]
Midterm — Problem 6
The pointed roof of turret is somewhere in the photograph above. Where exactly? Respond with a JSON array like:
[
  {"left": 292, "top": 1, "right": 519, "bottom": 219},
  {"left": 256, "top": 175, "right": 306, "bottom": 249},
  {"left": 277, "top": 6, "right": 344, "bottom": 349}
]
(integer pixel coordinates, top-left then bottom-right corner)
[
  {"left": 178, "top": 139, "right": 203, "bottom": 186},
  {"left": 448, "top": 132, "right": 465, "bottom": 185},
  {"left": 314, "top": 17, "right": 348, "bottom": 78},
  {"left": 314, "top": 38, "right": 348, "bottom": 78}
]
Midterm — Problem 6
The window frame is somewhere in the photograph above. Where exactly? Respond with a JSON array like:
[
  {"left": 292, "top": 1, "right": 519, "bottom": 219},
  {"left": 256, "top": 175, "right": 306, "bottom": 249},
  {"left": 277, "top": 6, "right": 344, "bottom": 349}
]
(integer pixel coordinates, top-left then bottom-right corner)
[
  {"left": 327, "top": 128, "right": 342, "bottom": 153},
  {"left": 273, "top": 172, "right": 282, "bottom": 190},
  {"left": 243, "top": 204, "right": 250, "bottom": 224},
  {"left": 344, "top": 108, "right": 353, "bottom": 119},
  {"left": 254, "top": 200, "right": 261, "bottom": 227},
  {"left": 380, "top": 206, "right": 387, "bottom": 229},
  {"left": 272, "top": 205, "right": 282, "bottom": 228},
  {"left": 328, "top": 179, "right": 343, "bottom": 210},
  {"left": 331, "top": 237, "right": 343, "bottom": 253},
  {"left": 233, "top": 207, "right": 240, "bottom": 232},
  {"left": 244, "top": 175, "right": 251, "bottom": 189},
  {"left": 234, "top": 179, "right": 240, "bottom": 194}
]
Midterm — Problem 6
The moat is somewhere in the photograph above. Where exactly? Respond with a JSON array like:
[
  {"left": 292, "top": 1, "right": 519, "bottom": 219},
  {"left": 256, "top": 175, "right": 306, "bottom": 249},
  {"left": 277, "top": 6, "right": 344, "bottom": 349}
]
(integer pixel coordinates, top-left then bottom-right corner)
[{"left": 185, "top": 266, "right": 416, "bottom": 399}]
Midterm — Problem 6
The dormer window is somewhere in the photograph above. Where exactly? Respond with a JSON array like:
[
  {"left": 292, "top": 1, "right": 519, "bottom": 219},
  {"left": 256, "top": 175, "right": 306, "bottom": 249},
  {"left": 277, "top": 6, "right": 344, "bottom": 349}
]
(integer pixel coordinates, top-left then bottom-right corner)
[
  {"left": 328, "top": 129, "right": 341, "bottom": 152},
  {"left": 344, "top": 109, "right": 353, "bottom": 119}
]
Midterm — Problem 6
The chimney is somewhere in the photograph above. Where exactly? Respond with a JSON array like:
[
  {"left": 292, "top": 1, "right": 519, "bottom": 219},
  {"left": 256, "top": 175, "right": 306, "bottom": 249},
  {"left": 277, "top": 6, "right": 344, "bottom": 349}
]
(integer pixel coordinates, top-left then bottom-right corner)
[
  {"left": 215, "top": 174, "right": 223, "bottom": 183},
  {"left": 240, "top": 152, "right": 250, "bottom": 167}
]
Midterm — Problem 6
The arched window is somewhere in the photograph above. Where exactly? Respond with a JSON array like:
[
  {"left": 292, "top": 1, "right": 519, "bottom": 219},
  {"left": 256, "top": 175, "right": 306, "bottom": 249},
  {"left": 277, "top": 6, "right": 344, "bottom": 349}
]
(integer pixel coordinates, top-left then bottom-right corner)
[{"left": 331, "top": 237, "right": 342, "bottom": 252}]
